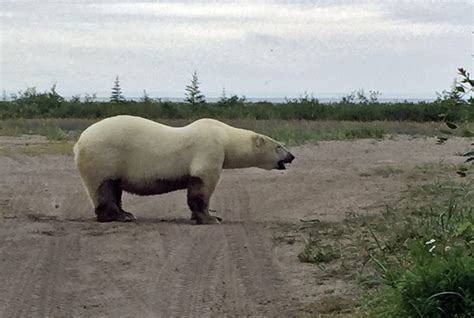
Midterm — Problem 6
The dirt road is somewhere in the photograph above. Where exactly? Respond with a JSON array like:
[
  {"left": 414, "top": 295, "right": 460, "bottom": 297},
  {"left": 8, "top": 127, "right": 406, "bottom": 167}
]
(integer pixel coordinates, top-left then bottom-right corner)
[{"left": 0, "top": 135, "right": 470, "bottom": 317}]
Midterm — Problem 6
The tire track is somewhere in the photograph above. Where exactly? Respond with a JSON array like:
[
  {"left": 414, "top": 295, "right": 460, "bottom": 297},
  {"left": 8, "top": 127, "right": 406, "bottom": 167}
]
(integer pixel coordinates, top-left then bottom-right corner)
[
  {"left": 0, "top": 238, "right": 49, "bottom": 318},
  {"left": 172, "top": 228, "right": 225, "bottom": 318},
  {"left": 0, "top": 222, "right": 81, "bottom": 318},
  {"left": 23, "top": 234, "right": 80, "bottom": 318},
  {"left": 78, "top": 237, "right": 157, "bottom": 317},
  {"left": 135, "top": 224, "right": 195, "bottom": 317},
  {"left": 77, "top": 223, "right": 198, "bottom": 317},
  {"left": 205, "top": 238, "right": 258, "bottom": 317},
  {"left": 219, "top": 179, "right": 293, "bottom": 317},
  {"left": 0, "top": 235, "right": 74, "bottom": 318},
  {"left": 0, "top": 156, "right": 84, "bottom": 318}
]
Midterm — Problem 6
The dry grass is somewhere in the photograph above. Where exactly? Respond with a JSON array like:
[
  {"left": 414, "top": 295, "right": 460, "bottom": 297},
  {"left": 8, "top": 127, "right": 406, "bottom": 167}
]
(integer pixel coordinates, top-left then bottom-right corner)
[
  {"left": 1, "top": 118, "right": 470, "bottom": 145},
  {"left": 293, "top": 163, "right": 473, "bottom": 316},
  {"left": 0, "top": 142, "right": 73, "bottom": 156}
]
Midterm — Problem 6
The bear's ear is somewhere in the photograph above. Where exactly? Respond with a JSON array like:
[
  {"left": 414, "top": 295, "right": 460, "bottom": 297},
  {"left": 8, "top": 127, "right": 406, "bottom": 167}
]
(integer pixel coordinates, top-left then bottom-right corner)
[{"left": 254, "top": 135, "right": 265, "bottom": 149}]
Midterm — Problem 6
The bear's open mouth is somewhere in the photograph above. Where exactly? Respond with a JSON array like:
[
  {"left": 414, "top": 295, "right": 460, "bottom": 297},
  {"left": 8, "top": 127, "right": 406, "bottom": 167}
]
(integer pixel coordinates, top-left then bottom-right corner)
[{"left": 277, "top": 161, "right": 286, "bottom": 170}]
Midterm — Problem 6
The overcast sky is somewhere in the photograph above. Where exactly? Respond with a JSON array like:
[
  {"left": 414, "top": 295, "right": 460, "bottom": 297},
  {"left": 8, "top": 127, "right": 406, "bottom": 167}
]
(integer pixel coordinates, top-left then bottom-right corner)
[{"left": 0, "top": 0, "right": 472, "bottom": 99}]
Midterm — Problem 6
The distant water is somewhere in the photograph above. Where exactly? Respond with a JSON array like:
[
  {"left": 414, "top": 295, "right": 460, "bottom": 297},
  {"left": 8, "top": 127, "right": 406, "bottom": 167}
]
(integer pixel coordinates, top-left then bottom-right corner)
[{"left": 91, "top": 97, "right": 436, "bottom": 103}]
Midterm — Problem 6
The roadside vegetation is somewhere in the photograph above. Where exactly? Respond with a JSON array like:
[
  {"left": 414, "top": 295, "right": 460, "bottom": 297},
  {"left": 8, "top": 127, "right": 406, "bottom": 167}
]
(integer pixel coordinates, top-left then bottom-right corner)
[
  {"left": 295, "top": 69, "right": 474, "bottom": 316},
  {"left": 296, "top": 164, "right": 473, "bottom": 317},
  {"left": 1, "top": 118, "right": 473, "bottom": 146},
  {"left": 1, "top": 92, "right": 473, "bottom": 122}
]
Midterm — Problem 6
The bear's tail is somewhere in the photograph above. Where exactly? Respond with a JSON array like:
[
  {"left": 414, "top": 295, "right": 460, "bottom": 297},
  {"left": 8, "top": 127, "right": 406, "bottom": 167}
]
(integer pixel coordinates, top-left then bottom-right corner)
[
  {"left": 72, "top": 141, "right": 99, "bottom": 208},
  {"left": 72, "top": 141, "right": 80, "bottom": 164}
]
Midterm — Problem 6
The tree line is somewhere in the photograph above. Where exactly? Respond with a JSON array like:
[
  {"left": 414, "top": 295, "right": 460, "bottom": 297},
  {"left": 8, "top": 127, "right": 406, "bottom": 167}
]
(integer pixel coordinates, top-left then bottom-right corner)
[{"left": 0, "top": 69, "right": 472, "bottom": 122}]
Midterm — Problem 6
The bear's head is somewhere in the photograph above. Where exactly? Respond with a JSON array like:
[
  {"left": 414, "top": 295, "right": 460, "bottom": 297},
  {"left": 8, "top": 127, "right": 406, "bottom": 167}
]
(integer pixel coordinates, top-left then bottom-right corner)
[{"left": 253, "top": 134, "right": 295, "bottom": 170}]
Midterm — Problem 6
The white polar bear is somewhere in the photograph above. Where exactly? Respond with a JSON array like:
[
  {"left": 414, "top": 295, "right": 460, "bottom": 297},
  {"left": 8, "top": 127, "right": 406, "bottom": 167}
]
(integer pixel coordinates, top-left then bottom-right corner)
[{"left": 73, "top": 115, "right": 295, "bottom": 224}]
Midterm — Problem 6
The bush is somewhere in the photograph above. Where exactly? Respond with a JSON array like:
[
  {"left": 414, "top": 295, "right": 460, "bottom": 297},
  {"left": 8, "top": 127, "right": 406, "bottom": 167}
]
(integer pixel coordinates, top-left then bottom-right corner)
[
  {"left": 372, "top": 244, "right": 474, "bottom": 318},
  {"left": 393, "top": 251, "right": 474, "bottom": 317},
  {"left": 367, "top": 180, "right": 474, "bottom": 317},
  {"left": 2, "top": 96, "right": 474, "bottom": 122}
]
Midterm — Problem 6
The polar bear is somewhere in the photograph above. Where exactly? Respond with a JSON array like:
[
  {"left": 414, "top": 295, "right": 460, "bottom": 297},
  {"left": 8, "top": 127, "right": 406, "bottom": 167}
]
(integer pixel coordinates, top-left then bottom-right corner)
[{"left": 73, "top": 115, "right": 295, "bottom": 224}]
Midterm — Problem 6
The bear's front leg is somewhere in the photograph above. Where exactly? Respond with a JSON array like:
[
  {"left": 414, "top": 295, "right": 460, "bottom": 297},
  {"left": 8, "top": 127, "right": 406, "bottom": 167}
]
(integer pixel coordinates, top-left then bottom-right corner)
[
  {"left": 187, "top": 176, "right": 222, "bottom": 225},
  {"left": 190, "top": 209, "right": 219, "bottom": 221}
]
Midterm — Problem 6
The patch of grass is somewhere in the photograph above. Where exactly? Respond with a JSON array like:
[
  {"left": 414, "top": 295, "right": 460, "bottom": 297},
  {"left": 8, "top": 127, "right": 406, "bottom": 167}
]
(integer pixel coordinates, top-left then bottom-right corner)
[
  {"left": 0, "top": 142, "right": 73, "bottom": 156},
  {"left": 342, "top": 127, "right": 385, "bottom": 140},
  {"left": 361, "top": 166, "right": 404, "bottom": 178},
  {"left": 0, "top": 119, "right": 78, "bottom": 140},
  {"left": 373, "top": 166, "right": 404, "bottom": 178},
  {"left": 1, "top": 118, "right": 471, "bottom": 146},
  {"left": 296, "top": 164, "right": 474, "bottom": 316},
  {"left": 461, "top": 128, "right": 474, "bottom": 137},
  {"left": 298, "top": 240, "right": 341, "bottom": 264},
  {"left": 35, "top": 127, "right": 69, "bottom": 140},
  {"left": 300, "top": 295, "right": 358, "bottom": 317}
]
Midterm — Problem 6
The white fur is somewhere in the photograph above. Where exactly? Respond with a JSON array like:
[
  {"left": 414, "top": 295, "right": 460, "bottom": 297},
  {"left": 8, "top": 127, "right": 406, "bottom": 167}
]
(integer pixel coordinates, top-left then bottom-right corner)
[{"left": 73, "top": 115, "right": 289, "bottom": 207}]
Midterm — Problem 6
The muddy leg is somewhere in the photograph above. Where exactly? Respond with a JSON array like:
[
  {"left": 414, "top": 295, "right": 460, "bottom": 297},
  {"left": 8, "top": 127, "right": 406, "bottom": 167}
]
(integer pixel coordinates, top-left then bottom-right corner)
[
  {"left": 95, "top": 180, "right": 135, "bottom": 222},
  {"left": 190, "top": 209, "right": 217, "bottom": 221},
  {"left": 187, "top": 177, "right": 222, "bottom": 225},
  {"left": 112, "top": 181, "right": 135, "bottom": 218}
]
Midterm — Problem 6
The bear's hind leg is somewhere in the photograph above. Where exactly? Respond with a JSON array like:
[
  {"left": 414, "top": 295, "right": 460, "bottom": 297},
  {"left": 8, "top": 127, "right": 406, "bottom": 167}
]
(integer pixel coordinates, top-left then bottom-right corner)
[
  {"left": 95, "top": 180, "right": 136, "bottom": 222},
  {"left": 112, "top": 181, "right": 135, "bottom": 219}
]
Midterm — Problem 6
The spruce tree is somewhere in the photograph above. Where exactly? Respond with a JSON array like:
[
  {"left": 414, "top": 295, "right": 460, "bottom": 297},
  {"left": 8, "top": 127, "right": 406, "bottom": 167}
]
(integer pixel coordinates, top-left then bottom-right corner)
[
  {"left": 185, "top": 71, "right": 205, "bottom": 105},
  {"left": 217, "top": 87, "right": 228, "bottom": 106},
  {"left": 110, "top": 76, "right": 125, "bottom": 103},
  {"left": 140, "top": 89, "right": 152, "bottom": 103}
]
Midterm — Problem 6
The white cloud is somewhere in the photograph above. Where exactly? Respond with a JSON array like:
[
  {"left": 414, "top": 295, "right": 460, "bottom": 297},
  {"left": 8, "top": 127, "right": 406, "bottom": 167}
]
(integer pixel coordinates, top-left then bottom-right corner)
[
  {"left": 2, "top": 2, "right": 466, "bottom": 52},
  {"left": 1, "top": 1, "right": 471, "bottom": 96},
  {"left": 0, "top": 10, "right": 16, "bottom": 18},
  {"left": 1, "top": 23, "right": 244, "bottom": 49},
  {"left": 89, "top": 2, "right": 382, "bottom": 22}
]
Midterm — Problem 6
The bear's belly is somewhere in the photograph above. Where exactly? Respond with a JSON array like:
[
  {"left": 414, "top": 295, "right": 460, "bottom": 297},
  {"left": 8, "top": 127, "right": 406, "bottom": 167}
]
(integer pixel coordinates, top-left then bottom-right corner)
[{"left": 120, "top": 176, "right": 190, "bottom": 196}]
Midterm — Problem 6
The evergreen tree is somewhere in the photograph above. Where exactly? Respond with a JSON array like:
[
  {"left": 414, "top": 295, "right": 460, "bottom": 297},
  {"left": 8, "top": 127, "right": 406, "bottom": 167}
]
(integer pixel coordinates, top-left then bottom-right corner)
[
  {"left": 110, "top": 76, "right": 125, "bottom": 103},
  {"left": 140, "top": 89, "right": 152, "bottom": 103},
  {"left": 217, "top": 87, "right": 228, "bottom": 106},
  {"left": 185, "top": 71, "right": 205, "bottom": 105}
]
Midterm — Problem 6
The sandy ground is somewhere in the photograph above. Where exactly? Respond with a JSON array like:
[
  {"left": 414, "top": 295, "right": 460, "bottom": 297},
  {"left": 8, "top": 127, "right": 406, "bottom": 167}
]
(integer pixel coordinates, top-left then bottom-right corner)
[{"left": 0, "top": 135, "right": 471, "bottom": 317}]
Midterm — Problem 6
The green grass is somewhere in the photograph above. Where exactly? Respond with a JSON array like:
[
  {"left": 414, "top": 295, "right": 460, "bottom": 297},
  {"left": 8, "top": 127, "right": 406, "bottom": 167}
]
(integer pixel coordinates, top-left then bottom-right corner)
[
  {"left": 0, "top": 118, "right": 81, "bottom": 140},
  {"left": 0, "top": 142, "right": 73, "bottom": 156},
  {"left": 298, "top": 241, "right": 342, "bottom": 264},
  {"left": 295, "top": 164, "right": 474, "bottom": 316},
  {"left": 1, "top": 118, "right": 470, "bottom": 146},
  {"left": 361, "top": 166, "right": 404, "bottom": 178}
]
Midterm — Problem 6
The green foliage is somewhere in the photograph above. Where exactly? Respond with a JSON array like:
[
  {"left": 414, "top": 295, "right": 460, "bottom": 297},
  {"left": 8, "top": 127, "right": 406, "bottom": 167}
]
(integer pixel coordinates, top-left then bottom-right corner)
[
  {"left": 341, "top": 89, "right": 381, "bottom": 104},
  {"left": 10, "top": 85, "right": 65, "bottom": 115},
  {"left": 217, "top": 92, "right": 247, "bottom": 108},
  {"left": 437, "top": 68, "right": 474, "bottom": 174},
  {"left": 0, "top": 118, "right": 70, "bottom": 140},
  {"left": 2, "top": 82, "right": 474, "bottom": 121},
  {"left": 0, "top": 118, "right": 398, "bottom": 145},
  {"left": 140, "top": 90, "right": 153, "bottom": 104},
  {"left": 367, "top": 179, "right": 474, "bottom": 317},
  {"left": 110, "top": 76, "right": 125, "bottom": 103},
  {"left": 374, "top": 251, "right": 474, "bottom": 318},
  {"left": 297, "top": 165, "right": 474, "bottom": 317},
  {"left": 298, "top": 233, "right": 341, "bottom": 263},
  {"left": 3, "top": 98, "right": 470, "bottom": 122},
  {"left": 185, "top": 71, "right": 206, "bottom": 105}
]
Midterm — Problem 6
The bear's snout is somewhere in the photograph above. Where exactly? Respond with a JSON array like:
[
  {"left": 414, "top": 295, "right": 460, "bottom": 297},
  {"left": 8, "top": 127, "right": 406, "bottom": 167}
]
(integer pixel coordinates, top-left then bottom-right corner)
[
  {"left": 276, "top": 152, "right": 295, "bottom": 170},
  {"left": 285, "top": 153, "right": 295, "bottom": 163}
]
